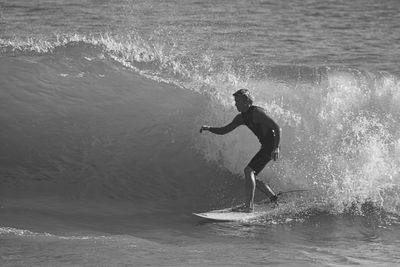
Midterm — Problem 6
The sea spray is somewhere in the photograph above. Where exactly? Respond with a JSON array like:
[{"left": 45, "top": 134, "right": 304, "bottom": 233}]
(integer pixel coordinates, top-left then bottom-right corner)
[{"left": 196, "top": 67, "right": 400, "bottom": 215}]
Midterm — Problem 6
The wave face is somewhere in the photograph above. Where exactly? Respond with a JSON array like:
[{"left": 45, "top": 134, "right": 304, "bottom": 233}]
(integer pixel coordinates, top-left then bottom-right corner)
[
  {"left": 0, "top": 41, "right": 227, "bottom": 206},
  {"left": 1, "top": 34, "right": 400, "bottom": 215}
]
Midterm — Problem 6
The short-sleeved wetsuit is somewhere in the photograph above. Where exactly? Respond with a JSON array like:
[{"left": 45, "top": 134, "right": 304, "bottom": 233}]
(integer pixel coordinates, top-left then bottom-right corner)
[{"left": 241, "top": 106, "right": 279, "bottom": 175}]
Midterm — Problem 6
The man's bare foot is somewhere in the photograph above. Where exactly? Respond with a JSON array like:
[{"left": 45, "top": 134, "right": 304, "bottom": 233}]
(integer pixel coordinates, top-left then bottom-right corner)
[
  {"left": 244, "top": 206, "right": 254, "bottom": 213},
  {"left": 231, "top": 204, "right": 253, "bottom": 213}
]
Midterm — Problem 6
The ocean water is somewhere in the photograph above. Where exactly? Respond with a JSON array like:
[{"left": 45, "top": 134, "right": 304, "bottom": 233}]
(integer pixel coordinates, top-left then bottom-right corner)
[{"left": 1, "top": 0, "right": 400, "bottom": 266}]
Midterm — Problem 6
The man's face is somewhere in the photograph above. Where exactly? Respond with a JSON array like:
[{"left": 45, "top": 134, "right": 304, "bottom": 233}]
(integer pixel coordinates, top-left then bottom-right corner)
[{"left": 234, "top": 96, "right": 250, "bottom": 112}]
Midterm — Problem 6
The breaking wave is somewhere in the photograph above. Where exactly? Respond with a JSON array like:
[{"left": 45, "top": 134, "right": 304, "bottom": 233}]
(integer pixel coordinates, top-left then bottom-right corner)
[{"left": 1, "top": 33, "right": 400, "bottom": 216}]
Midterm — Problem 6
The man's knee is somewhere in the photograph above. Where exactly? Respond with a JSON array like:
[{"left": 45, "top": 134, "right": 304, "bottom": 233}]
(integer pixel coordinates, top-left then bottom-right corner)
[{"left": 244, "top": 166, "right": 255, "bottom": 177}]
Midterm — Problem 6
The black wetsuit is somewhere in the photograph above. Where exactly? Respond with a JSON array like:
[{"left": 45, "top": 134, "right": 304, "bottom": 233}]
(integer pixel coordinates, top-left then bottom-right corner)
[
  {"left": 207, "top": 105, "right": 280, "bottom": 175},
  {"left": 241, "top": 106, "right": 279, "bottom": 175}
]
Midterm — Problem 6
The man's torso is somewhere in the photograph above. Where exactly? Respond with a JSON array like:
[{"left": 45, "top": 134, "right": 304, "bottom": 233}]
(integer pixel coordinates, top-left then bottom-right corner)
[{"left": 241, "top": 106, "right": 274, "bottom": 145}]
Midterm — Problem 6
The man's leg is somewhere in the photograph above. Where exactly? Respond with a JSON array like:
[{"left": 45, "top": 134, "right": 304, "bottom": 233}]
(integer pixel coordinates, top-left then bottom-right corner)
[
  {"left": 255, "top": 179, "right": 276, "bottom": 199},
  {"left": 245, "top": 146, "right": 279, "bottom": 210},
  {"left": 244, "top": 166, "right": 256, "bottom": 211}
]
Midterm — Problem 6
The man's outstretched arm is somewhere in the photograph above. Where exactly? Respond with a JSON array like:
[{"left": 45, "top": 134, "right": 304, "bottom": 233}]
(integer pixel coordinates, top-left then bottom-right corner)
[{"left": 200, "top": 114, "right": 243, "bottom": 135}]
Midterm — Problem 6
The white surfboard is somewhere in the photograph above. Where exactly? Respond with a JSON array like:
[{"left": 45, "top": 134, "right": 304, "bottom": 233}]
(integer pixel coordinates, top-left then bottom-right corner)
[
  {"left": 193, "top": 203, "right": 277, "bottom": 222},
  {"left": 193, "top": 189, "right": 311, "bottom": 222}
]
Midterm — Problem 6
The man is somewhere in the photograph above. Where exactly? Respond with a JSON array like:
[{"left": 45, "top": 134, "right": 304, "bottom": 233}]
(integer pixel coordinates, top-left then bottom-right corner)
[{"left": 200, "top": 89, "right": 281, "bottom": 212}]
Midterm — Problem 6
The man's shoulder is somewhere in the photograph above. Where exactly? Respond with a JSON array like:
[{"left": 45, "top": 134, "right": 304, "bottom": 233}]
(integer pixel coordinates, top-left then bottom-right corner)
[
  {"left": 252, "top": 105, "right": 269, "bottom": 117},
  {"left": 252, "top": 106, "right": 275, "bottom": 123},
  {"left": 252, "top": 105, "right": 265, "bottom": 112}
]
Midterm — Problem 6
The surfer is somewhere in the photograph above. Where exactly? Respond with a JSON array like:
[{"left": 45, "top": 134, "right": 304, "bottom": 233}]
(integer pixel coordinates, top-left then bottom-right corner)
[{"left": 200, "top": 89, "right": 281, "bottom": 212}]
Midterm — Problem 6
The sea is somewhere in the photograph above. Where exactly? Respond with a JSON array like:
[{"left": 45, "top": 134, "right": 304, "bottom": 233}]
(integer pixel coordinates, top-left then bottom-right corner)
[{"left": 1, "top": 0, "right": 400, "bottom": 266}]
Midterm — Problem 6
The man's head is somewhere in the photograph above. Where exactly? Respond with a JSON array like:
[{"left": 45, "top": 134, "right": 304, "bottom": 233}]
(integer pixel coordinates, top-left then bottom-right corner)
[{"left": 233, "top": 89, "right": 254, "bottom": 112}]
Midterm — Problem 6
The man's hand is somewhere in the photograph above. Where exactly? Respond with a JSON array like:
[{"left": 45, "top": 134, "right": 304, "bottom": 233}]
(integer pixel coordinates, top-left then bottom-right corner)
[
  {"left": 271, "top": 147, "right": 279, "bottom": 161},
  {"left": 200, "top": 125, "right": 211, "bottom": 133}
]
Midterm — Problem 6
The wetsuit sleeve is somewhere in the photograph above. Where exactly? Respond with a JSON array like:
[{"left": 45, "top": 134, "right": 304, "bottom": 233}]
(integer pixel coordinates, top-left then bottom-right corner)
[
  {"left": 254, "top": 110, "right": 281, "bottom": 149},
  {"left": 208, "top": 114, "right": 244, "bottom": 135}
]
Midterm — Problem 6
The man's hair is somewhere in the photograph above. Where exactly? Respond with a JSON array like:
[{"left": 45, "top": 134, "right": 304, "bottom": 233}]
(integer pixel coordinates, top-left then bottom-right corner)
[{"left": 233, "top": 89, "right": 254, "bottom": 104}]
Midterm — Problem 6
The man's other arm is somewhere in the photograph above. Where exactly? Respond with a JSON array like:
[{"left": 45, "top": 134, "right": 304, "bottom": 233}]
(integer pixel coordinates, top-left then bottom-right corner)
[{"left": 255, "top": 111, "right": 281, "bottom": 149}]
